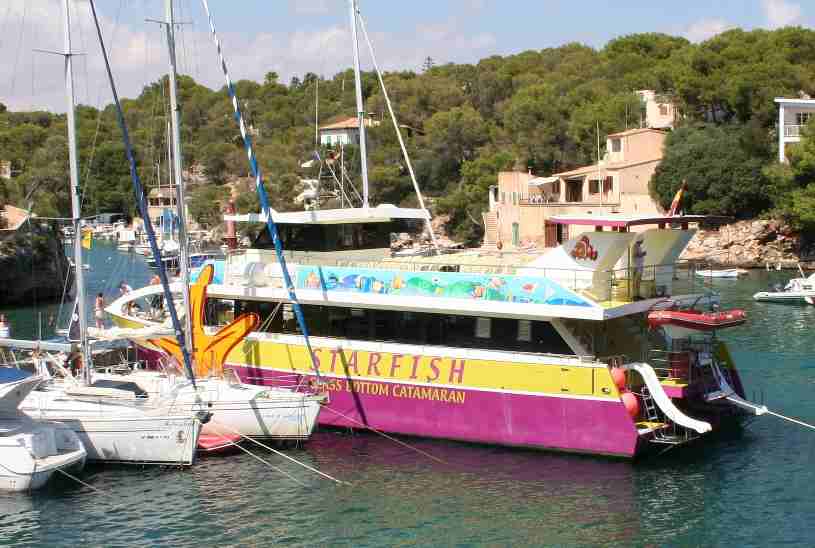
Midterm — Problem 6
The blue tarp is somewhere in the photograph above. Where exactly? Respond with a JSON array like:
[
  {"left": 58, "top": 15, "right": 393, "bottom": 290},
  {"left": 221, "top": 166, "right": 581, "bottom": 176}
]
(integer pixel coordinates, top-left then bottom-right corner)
[{"left": 0, "top": 368, "right": 32, "bottom": 383}]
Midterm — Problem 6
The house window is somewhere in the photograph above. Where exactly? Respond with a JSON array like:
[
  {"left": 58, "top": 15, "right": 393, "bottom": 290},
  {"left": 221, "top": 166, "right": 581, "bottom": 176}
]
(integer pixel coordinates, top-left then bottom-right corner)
[
  {"left": 512, "top": 192, "right": 517, "bottom": 205},
  {"left": 659, "top": 104, "right": 669, "bottom": 116},
  {"left": 603, "top": 176, "right": 613, "bottom": 194},
  {"left": 552, "top": 180, "right": 560, "bottom": 194},
  {"left": 589, "top": 180, "right": 600, "bottom": 194},
  {"left": 501, "top": 192, "right": 506, "bottom": 204},
  {"left": 796, "top": 112, "right": 812, "bottom": 126},
  {"left": 566, "top": 180, "right": 583, "bottom": 203},
  {"left": 611, "top": 138, "right": 621, "bottom": 152}
]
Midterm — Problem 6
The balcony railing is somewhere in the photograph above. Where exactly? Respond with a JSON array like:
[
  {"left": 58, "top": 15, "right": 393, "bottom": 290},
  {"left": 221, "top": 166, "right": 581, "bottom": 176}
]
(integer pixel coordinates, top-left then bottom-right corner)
[{"left": 784, "top": 124, "right": 802, "bottom": 138}]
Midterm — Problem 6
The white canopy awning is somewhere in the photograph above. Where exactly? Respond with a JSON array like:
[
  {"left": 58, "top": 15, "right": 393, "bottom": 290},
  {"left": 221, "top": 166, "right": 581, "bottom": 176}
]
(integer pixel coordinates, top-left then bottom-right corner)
[{"left": 528, "top": 176, "right": 559, "bottom": 187}]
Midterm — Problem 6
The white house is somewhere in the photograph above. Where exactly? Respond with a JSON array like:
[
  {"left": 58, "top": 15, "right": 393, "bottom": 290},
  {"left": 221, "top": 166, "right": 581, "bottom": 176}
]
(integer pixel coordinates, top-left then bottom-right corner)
[
  {"left": 635, "top": 90, "right": 677, "bottom": 130},
  {"left": 776, "top": 97, "right": 815, "bottom": 162},
  {"left": 318, "top": 116, "right": 379, "bottom": 147}
]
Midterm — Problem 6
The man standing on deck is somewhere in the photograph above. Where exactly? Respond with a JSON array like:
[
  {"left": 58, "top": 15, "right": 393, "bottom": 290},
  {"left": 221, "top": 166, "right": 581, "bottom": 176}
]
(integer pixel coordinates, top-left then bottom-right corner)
[{"left": 632, "top": 236, "right": 647, "bottom": 300}]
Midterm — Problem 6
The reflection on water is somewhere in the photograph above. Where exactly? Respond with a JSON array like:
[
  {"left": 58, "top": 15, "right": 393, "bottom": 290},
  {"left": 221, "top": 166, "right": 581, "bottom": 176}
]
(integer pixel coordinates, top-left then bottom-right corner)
[{"left": 1, "top": 248, "right": 815, "bottom": 545}]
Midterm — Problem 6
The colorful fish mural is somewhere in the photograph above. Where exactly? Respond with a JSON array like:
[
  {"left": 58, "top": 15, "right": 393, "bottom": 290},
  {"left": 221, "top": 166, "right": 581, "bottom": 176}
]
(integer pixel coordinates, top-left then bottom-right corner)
[{"left": 297, "top": 266, "right": 592, "bottom": 308}]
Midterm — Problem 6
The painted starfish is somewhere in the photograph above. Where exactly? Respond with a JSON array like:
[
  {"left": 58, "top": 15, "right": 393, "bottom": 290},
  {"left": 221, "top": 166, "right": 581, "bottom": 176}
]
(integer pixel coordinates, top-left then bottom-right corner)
[{"left": 149, "top": 264, "right": 259, "bottom": 378}]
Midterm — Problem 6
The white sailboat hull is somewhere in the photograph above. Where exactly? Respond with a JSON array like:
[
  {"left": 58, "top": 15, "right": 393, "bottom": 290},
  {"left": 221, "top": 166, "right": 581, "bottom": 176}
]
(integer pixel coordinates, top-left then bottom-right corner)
[
  {"left": 20, "top": 391, "right": 203, "bottom": 466},
  {"left": 200, "top": 394, "right": 322, "bottom": 440},
  {"left": 96, "top": 373, "right": 324, "bottom": 441}
]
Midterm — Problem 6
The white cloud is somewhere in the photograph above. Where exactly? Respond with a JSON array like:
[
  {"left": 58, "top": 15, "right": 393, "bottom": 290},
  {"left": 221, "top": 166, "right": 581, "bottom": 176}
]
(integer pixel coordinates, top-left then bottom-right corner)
[
  {"left": 763, "top": 0, "right": 802, "bottom": 28},
  {"left": 683, "top": 18, "right": 733, "bottom": 43},
  {"left": 0, "top": 0, "right": 497, "bottom": 113},
  {"left": 290, "top": 0, "right": 334, "bottom": 16}
]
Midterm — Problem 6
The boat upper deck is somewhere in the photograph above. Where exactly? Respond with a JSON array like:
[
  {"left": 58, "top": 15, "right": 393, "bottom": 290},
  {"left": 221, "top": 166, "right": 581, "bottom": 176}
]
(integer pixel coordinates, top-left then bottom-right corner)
[{"left": 208, "top": 212, "right": 719, "bottom": 321}]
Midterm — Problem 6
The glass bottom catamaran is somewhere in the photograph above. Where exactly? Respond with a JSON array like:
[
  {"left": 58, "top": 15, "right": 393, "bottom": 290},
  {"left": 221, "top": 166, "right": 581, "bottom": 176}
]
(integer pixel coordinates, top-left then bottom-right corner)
[{"left": 106, "top": 209, "right": 767, "bottom": 458}]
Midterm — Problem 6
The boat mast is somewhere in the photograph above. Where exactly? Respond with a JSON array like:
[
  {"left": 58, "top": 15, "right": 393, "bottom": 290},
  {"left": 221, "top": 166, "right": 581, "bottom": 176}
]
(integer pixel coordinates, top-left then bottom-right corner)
[
  {"left": 163, "top": 0, "right": 194, "bottom": 359},
  {"left": 62, "top": 0, "right": 92, "bottom": 382},
  {"left": 348, "top": 0, "right": 369, "bottom": 208}
]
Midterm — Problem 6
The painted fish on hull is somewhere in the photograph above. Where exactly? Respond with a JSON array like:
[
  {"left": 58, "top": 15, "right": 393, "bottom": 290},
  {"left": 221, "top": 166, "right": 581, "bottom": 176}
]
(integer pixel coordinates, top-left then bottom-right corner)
[{"left": 297, "top": 266, "right": 592, "bottom": 307}]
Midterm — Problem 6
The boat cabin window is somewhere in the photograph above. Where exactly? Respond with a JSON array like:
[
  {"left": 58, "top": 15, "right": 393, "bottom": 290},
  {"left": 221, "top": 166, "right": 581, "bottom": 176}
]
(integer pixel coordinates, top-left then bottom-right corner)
[
  {"left": 252, "top": 219, "right": 421, "bottom": 252},
  {"left": 204, "top": 299, "right": 235, "bottom": 327},
  {"left": 231, "top": 300, "right": 574, "bottom": 355}
]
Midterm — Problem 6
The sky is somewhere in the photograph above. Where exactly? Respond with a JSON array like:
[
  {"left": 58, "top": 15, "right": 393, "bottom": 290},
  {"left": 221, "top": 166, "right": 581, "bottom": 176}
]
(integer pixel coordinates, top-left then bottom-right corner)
[{"left": 0, "top": 0, "right": 812, "bottom": 113}]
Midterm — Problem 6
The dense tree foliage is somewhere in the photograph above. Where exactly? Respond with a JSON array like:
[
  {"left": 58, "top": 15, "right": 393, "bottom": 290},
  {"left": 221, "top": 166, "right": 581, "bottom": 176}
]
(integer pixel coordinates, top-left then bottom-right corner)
[
  {"left": 650, "top": 124, "right": 772, "bottom": 217},
  {"left": 3, "top": 28, "right": 815, "bottom": 242}
]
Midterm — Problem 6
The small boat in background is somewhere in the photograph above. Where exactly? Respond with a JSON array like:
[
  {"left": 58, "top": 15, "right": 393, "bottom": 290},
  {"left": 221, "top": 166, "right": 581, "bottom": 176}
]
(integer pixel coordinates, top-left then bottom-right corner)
[
  {"left": 753, "top": 271, "right": 815, "bottom": 304},
  {"left": 695, "top": 268, "right": 748, "bottom": 279},
  {"left": 0, "top": 369, "right": 86, "bottom": 492}
]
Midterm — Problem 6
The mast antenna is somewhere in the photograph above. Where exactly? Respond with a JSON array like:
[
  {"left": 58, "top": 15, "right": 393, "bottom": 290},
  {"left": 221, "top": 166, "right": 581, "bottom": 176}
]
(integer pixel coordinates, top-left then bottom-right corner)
[{"left": 348, "top": 0, "right": 369, "bottom": 208}]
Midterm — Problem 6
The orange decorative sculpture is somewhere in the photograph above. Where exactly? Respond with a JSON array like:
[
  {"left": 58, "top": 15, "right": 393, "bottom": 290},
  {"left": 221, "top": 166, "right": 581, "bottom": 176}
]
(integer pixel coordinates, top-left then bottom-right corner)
[{"left": 150, "top": 264, "right": 259, "bottom": 378}]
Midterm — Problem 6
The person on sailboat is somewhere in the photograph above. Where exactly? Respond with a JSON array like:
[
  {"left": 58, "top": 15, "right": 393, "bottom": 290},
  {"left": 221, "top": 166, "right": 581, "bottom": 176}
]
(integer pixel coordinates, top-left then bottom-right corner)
[
  {"left": 94, "top": 293, "right": 105, "bottom": 328},
  {"left": 120, "top": 281, "right": 134, "bottom": 315}
]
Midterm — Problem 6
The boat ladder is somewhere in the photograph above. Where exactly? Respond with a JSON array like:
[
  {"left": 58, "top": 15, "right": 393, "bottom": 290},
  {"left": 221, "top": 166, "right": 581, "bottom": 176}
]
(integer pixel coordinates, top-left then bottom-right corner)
[
  {"left": 640, "top": 386, "right": 698, "bottom": 445},
  {"left": 640, "top": 386, "right": 661, "bottom": 422}
]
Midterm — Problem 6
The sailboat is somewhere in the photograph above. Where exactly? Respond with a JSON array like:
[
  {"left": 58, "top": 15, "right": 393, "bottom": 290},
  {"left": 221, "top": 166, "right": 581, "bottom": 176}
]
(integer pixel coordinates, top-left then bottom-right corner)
[
  {"left": 96, "top": 0, "right": 324, "bottom": 451},
  {"left": 18, "top": 0, "right": 207, "bottom": 466}
]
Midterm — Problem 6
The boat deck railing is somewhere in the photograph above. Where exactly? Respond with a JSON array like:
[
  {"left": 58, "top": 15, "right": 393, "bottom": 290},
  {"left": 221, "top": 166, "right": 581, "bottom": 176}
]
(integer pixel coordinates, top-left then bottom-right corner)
[{"left": 225, "top": 249, "right": 713, "bottom": 306}]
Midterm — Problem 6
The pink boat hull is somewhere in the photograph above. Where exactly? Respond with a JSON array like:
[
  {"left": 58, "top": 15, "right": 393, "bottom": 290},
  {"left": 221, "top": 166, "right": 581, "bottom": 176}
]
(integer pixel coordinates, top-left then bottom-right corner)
[{"left": 231, "top": 365, "right": 641, "bottom": 458}]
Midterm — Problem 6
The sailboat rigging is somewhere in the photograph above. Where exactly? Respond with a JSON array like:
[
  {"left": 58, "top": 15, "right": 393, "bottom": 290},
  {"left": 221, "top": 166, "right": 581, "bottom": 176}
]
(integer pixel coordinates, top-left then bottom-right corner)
[
  {"left": 16, "top": 0, "right": 207, "bottom": 467},
  {"left": 91, "top": 0, "right": 325, "bottom": 450}
]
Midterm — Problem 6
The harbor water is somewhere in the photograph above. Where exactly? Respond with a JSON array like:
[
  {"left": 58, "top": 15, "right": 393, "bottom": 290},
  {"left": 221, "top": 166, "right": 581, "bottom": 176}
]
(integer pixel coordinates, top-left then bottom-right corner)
[{"left": 1, "top": 244, "right": 814, "bottom": 547}]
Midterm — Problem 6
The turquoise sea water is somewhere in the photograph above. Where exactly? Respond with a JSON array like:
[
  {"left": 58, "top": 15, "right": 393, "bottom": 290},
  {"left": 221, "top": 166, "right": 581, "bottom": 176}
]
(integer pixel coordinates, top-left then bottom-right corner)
[{"left": 1, "top": 244, "right": 814, "bottom": 547}]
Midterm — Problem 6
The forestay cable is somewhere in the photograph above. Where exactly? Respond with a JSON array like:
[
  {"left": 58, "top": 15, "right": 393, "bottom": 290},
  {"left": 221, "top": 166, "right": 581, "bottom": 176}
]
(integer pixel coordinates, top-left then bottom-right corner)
[
  {"left": 199, "top": 0, "right": 323, "bottom": 384},
  {"left": 357, "top": 8, "right": 439, "bottom": 252},
  {"left": 87, "top": 0, "right": 197, "bottom": 388}
]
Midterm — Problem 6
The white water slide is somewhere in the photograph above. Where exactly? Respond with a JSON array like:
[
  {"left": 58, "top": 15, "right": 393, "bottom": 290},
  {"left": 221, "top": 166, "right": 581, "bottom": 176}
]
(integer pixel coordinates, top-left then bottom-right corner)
[{"left": 623, "top": 363, "right": 712, "bottom": 434}]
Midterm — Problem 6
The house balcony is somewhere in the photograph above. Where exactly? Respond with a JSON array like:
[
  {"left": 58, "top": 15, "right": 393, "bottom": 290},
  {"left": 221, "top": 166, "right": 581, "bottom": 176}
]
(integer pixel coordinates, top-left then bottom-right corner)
[
  {"left": 519, "top": 198, "right": 620, "bottom": 207},
  {"left": 783, "top": 124, "right": 803, "bottom": 138}
]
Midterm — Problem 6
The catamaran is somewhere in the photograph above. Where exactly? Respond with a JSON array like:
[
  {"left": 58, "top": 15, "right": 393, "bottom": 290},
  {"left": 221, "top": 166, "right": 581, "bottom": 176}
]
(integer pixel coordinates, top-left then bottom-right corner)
[
  {"left": 100, "top": 0, "right": 772, "bottom": 458},
  {"left": 107, "top": 210, "right": 771, "bottom": 457}
]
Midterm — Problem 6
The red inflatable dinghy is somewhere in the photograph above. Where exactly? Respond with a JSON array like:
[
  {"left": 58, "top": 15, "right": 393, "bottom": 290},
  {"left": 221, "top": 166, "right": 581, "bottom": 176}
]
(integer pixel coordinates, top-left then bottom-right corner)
[
  {"left": 198, "top": 433, "right": 242, "bottom": 453},
  {"left": 648, "top": 308, "right": 747, "bottom": 331}
]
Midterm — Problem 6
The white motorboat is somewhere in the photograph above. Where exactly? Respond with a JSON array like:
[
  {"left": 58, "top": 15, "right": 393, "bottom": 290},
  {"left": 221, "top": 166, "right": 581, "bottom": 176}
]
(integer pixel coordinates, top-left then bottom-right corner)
[
  {"left": 753, "top": 272, "right": 815, "bottom": 303},
  {"left": 0, "top": 369, "right": 86, "bottom": 492},
  {"left": 695, "top": 268, "right": 748, "bottom": 279}
]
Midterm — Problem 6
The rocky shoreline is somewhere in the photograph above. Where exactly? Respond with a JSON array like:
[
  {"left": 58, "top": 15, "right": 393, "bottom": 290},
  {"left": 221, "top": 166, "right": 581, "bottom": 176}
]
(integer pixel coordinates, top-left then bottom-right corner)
[
  {"left": 680, "top": 219, "right": 815, "bottom": 269},
  {"left": 0, "top": 221, "right": 71, "bottom": 305}
]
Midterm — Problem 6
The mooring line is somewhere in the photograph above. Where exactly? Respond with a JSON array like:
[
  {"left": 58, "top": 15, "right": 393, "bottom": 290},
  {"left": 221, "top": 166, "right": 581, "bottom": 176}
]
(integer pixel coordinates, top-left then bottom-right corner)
[
  {"left": 204, "top": 424, "right": 308, "bottom": 487},
  {"left": 56, "top": 468, "right": 113, "bottom": 497},
  {"left": 323, "top": 407, "right": 448, "bottom": 465},
  {"left": 208, "top": 421, "right": 349, "bottom": 485},
  {"left": 766, "top": 410, "right": 815, "bottom": 431}
]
